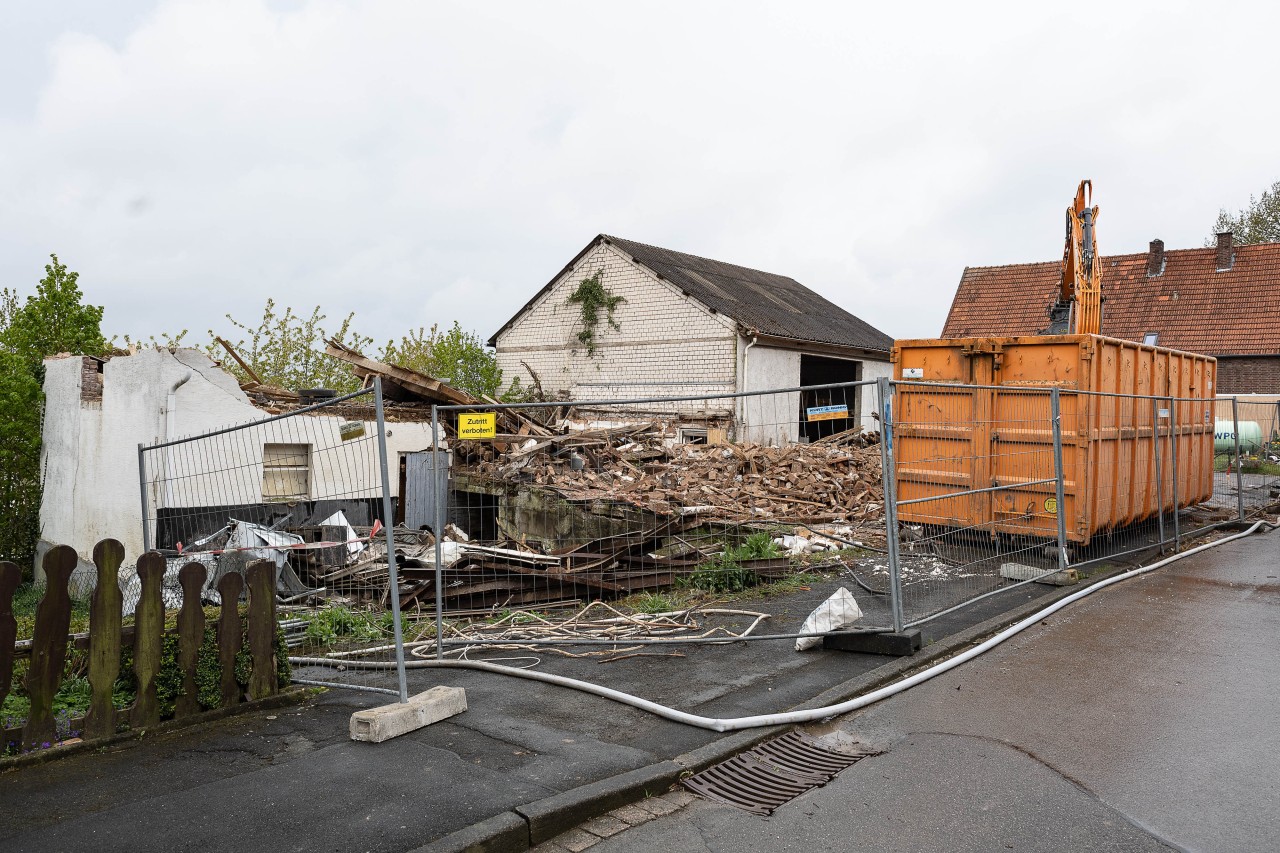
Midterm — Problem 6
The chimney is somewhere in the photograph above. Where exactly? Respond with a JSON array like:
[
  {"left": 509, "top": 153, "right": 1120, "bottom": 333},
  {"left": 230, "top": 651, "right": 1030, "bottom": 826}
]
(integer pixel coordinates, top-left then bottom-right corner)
[
  {"left": 1216, "top": 231, "right": 1234, "bottom": 271},
  {"left": 1147, "top": 239, "right": 1165, "bottom": 276}
]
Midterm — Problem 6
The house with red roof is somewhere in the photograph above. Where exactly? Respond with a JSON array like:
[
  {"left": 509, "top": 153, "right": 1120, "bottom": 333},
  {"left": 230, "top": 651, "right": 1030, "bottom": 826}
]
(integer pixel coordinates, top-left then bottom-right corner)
[{"left": 941, "top": 233, "right": 1280, "bottom": 394}]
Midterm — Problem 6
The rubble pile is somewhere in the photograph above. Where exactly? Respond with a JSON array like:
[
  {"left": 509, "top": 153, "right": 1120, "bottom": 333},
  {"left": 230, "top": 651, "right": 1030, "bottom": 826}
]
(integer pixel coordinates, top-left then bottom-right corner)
[
  {"left": 315, "top": 520, "right": 714, "bottom": 611},
  {"left": 458, "top": 426, "right": 884, "bottom": 524}
]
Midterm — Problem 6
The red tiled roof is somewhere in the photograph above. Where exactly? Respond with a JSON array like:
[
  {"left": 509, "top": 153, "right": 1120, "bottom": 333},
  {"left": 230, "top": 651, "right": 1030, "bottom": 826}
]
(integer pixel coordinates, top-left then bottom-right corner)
[{"left": 941, "top": 242, "right": 1280, "bottom": 356}]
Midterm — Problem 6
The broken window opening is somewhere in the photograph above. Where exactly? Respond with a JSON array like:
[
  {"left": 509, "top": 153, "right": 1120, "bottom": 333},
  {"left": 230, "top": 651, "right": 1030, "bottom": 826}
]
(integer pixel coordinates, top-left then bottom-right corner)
[
  {"left": 678, "top": 427, "right": 709, "bottom": 445},
  {"left": 262, "top": 443, "right": 311, "bottom": 502}
]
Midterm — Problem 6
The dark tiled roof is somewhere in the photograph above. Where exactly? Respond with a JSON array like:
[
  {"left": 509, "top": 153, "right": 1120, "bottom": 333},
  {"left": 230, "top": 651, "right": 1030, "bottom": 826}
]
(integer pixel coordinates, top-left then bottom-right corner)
[
  {"left": 604, "top": 235, "right": 893, "bottom": 352},
  {"left": 941, "top": 242, "right": 1280, "bottom": 356},
  {"left": 490, "top": 234, "right": 894, "bottom": 353}
]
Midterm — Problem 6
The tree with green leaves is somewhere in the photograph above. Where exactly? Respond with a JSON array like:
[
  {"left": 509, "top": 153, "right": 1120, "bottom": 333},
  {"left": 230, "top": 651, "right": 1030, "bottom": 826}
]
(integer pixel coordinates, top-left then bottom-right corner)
[
  {"left": 381, "top": 322, "right": 505, "bottom": 399},
  {"left": 210, "top": 299, "right": 373, "bottom": 393},
  {"left": 3, "top": 255, "right": 107, "bottom": 365},
  {"left": 1208, "top": 179, "right": 1280, "bottom": 246},
  {"left": 208, "top": 304, "right": 511, "bottom": 400},
  {"left": 0, "top": 254, "right": 107, "bottom": 568}
]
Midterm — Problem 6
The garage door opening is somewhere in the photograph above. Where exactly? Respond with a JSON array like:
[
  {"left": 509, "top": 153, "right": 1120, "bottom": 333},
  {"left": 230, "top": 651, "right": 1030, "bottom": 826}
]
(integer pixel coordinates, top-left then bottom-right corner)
[{"left": 799, "top": 355, "right": 861, "bottom": 442}]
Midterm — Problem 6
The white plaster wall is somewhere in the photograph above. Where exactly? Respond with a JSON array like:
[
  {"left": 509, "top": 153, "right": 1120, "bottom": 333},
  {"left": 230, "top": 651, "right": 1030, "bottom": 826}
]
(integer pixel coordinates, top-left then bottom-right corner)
[
  {"left": 738, "top": 343, "right": 801, "bottom": 445},
  {"left": 861, "top": 359, "right": 894, "bottom": 434},
  {"left": 40, "top": 348, "right": 437, "bottom": 565},
  {"left": 494, "top": 242, "right": 738, "bottom": 409},
  {"left": 38, "top": 357, "right": 93, "bottom": 554}
]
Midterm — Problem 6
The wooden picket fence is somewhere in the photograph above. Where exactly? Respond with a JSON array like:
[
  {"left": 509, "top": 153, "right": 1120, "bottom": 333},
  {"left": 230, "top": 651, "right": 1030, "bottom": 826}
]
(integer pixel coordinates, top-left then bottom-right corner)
[{"left": 1, "top": 540, "right": 282, "bottom": 755}]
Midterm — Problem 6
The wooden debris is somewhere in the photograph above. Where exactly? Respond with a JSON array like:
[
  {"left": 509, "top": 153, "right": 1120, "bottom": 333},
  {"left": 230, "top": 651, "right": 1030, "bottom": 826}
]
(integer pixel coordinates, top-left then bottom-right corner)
[
  {"left": 324, "top": 338, "right": 475, "bottom": 406},
  {"left": 456, "top": 426, "right": 884, "bottom": 525}
]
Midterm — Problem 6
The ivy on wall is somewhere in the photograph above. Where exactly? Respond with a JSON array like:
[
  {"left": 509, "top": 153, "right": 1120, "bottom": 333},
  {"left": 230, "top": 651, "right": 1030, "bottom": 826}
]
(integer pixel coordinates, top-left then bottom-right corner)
[{"left": 566, "top": 269, "right": 624, "bottom": 357}]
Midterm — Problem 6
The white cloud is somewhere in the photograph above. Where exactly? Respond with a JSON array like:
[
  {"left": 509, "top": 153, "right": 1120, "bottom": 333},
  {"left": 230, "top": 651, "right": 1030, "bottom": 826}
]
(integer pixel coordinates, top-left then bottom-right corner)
[{"left": 2, "top": 0, "right": 1278, "bottom": 350}]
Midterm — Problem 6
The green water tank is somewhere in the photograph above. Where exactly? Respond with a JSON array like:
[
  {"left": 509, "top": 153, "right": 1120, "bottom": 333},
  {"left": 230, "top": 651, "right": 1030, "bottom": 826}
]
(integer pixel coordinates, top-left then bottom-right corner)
[{"left": 1214, "top": 420, "right": 1264, "bottom": 454}]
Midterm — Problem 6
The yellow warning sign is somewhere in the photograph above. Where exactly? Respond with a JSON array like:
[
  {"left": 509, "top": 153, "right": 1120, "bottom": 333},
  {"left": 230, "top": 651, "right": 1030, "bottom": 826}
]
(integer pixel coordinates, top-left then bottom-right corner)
[
  {"left": 458, "top": 412, "right": 496, "bottom": 440},
  {"left": 1044, "top": 497, "right": 1058, "bottom": 515}
]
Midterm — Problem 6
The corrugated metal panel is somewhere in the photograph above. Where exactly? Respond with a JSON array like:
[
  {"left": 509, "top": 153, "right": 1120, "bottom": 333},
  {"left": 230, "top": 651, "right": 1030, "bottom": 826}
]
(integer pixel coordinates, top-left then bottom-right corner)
[{"left": 404, "top": 450, "right": 450, "bottom": 532}]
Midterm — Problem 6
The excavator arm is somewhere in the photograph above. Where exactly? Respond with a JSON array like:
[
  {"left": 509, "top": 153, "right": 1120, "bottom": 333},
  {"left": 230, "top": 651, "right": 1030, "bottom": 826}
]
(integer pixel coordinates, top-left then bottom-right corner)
[{"left": 1045, "top": 180, "right": 1102, "bottom": 335}]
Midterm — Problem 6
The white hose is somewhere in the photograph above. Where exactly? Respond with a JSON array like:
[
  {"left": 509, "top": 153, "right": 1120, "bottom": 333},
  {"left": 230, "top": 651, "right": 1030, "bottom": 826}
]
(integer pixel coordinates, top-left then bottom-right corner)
[{"left": 293, "top": 521, "right": 1270, "bottom": 732}]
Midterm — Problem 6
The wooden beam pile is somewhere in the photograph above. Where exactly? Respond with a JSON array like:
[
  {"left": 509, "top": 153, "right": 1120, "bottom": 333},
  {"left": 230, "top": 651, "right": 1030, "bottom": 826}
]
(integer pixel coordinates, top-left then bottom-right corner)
[
  {"left": 459, "top": 427, "right": 884, "bottom": 524},
  {"left": 318, "top": 522, "right": 715, "bottom": 610}
]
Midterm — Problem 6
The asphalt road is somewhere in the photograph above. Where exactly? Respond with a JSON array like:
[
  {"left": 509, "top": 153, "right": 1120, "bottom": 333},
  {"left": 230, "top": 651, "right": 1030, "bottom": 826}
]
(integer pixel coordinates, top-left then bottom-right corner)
[
  {"left": 0, "top": 568, "right": 1053, "bottom": 853},
  {"left": 587, "top": 526, "right": 1280, "bottom": 853}
]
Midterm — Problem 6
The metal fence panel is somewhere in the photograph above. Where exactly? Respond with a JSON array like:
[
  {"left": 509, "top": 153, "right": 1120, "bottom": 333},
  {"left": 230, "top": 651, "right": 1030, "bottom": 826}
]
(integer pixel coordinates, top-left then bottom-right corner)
[
  {"left": 410, "top": 381, "right": 898, "bottom": 657},
  {"left": 138, "top": 379, "right": 407, "bottom": 699}
]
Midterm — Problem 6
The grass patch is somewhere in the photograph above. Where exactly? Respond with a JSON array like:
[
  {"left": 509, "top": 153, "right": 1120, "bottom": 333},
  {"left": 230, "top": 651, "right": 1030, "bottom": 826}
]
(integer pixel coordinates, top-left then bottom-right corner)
[
  {"left": 10, "top": 583, "right": 93, "bottom": 642},
  {"left": 679, "top": 532, "right": 784, "bottom": 594},
  {"left": 754, "top": 571, "right": 828, "bottom": 596},
  {"left": 299, "top": 606, "right": 394, "bottom": 647},
  {"left": 621, "top": 592, "right": 679, "bottom": 614},
  {"left": 1214, "top": 455, "right": 1280, "bottom": 475}
]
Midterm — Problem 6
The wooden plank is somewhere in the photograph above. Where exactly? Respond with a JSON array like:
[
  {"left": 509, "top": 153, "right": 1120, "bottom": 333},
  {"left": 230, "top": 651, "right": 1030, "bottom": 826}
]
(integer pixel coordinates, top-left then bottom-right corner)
[
  {"left": 23, "top": 546, "right": 76, "bottom": 751},
  {"left": 324, "top": 339, "right": 475, "bottom": 405},
  {"left": 130, "top": 551, "right": 165, "bottom": 730},
  {"left": 176, "top": 563, "right": 208, "bottom": 718},
  {"left": 214, "top": 336, "right": 263, "bottom": 384},
  {"left": 0, "top": 561, "right": 20, "bottom": 723},
  {"left": 217, "top": 572, "right": 245, "bottom": 708},
  {"left": 245, "top": 560, "right": 278, "bottom": 701},
  {"left": 85, "top": 539, "right": 124, "bottom": 740}
]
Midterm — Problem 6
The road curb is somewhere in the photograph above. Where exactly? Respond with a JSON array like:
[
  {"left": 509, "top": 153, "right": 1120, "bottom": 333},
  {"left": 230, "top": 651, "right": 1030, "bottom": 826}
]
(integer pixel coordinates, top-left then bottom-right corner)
[
  {"left": 516, "top": 760, "right": 684, "bottom": 845},
  {"left": 417, "top": 561, "right": 1137, "bottom": 852},
  {"left": 793, "top": 563, "right": 1130, "bottom": 715},
  {"left": 407, "top": 811, "right": 528, "bottom": 853}
]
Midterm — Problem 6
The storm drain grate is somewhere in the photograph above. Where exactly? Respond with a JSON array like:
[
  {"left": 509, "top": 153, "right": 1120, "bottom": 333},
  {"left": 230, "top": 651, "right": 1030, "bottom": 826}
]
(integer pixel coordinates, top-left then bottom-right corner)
[{"left": 683, "top": 731, "right": 878, "bottom": 816}]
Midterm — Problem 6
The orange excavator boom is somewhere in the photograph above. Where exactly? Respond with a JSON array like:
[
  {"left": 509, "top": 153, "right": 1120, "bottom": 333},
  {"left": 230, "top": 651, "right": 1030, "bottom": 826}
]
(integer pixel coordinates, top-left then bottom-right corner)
[{"left": 1045, "top": 180, "right": 1102, "bottom": 335}]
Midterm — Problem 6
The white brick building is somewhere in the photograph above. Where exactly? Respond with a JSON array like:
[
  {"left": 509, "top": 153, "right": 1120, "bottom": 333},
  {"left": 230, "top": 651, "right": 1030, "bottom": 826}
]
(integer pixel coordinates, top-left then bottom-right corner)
[{"left": 490, "top": 235, "right": 894, "bottom": 443}]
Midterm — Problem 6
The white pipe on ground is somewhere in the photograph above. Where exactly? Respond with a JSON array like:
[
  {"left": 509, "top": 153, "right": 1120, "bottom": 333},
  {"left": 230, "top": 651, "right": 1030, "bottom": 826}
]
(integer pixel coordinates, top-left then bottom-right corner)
[{"left": 292, "top": 521, "right": 1271, "bottom": 732}]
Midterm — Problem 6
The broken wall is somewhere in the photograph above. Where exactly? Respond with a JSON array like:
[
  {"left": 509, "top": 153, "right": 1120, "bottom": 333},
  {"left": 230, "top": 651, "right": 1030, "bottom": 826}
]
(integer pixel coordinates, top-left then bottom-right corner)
[{"left": 39, "top": 348, "right": 439, "bottom": 570}]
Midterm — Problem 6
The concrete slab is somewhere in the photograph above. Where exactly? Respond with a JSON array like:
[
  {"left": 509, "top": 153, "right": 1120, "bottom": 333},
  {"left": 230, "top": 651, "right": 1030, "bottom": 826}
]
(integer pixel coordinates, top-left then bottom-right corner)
[
  {"left": 350, "top": 686, "right": 467, "bottom": 743},
  {"left": 1000, "top": 560, "right": 1079, "bottom": 585}
]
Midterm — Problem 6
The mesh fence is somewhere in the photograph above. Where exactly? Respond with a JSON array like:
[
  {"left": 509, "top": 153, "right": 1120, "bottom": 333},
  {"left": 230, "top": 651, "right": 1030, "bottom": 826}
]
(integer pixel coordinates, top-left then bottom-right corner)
[
  {"left": 135, "top": 373, "right": 1276, "bottom": 698},
  {"left": 399, "top": 381, "right": 896, "bottom": 662},
  {"left": 1213, "top": 397, "right": 1280, "bottom": 519},
  {"left": 887, "top": 382, "right": 1063, "bottom": 627},
  {"left": 885, "top": 381, "right": 1239, "bottom": 628},
  {"left": 139, "top": 382, "right": 409, "bottom": 698}
]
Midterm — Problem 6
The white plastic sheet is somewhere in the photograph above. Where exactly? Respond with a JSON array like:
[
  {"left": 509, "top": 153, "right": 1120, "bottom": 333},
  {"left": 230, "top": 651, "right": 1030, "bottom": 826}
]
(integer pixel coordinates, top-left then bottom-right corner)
[{"left": 795, "top": 587, "right": 863, "bottom": 651}]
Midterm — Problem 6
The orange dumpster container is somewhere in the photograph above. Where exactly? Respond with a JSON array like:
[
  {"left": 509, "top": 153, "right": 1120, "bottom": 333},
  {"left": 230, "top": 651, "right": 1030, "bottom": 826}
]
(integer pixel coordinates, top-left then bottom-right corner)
[{"left": 890, "top": 334, "right": 1216, "bottom": 545}]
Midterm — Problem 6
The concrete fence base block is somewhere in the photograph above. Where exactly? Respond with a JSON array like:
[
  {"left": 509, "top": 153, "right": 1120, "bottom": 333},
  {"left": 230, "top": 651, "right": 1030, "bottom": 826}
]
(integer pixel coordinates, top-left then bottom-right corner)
[
  {"left": 350, "top": 686, "right": 468, "bottom": 743},
  {"left": 1000, "top": 562, "right": 1079, "bottom": 586},
  {"left": 823, "top": 629, "right": 922, "bottom": 656}
]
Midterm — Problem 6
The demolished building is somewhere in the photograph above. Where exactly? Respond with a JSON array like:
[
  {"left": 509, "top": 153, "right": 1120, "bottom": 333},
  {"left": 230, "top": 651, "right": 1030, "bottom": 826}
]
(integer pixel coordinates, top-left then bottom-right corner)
[{"left": 38, "top": 347, "right": 442, "bottom": 587}]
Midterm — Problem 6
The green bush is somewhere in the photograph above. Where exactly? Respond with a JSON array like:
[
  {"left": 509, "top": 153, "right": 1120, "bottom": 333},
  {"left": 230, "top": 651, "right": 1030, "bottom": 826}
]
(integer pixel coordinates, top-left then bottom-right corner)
[
  {"left": 3, "top": 623, "right": 291, "bottom": 741},
  {"left": 301, "top": 606, "right": 390, "bottom": 646},
  {"left": 681, "top": 532, "right": 785, "bottom": 594},
  {"left": 116, "top": 624, "right": 291, "bottom": 718}
]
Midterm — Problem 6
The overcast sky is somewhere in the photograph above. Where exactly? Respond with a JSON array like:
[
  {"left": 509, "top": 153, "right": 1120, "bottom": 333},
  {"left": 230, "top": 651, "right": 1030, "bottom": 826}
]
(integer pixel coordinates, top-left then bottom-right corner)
[{"left": 3, "top": 0, "right": 1277, "bottom": 351}]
